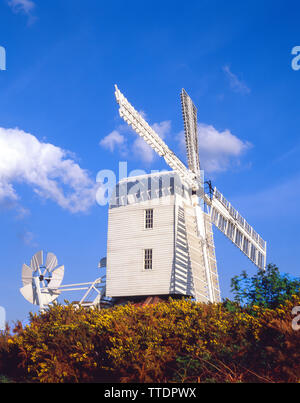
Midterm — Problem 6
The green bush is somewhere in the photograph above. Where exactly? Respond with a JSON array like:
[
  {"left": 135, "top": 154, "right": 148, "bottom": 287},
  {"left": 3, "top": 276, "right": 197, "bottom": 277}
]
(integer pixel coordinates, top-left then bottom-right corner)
[{"left": 0, "top": 296, "right": 299, "bottom": 383}]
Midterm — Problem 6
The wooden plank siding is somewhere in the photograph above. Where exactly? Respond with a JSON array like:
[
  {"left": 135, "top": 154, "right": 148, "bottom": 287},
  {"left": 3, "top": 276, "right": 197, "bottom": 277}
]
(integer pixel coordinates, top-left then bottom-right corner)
[
  {"left": 106, "top": 196, "right": 176, "bottom": 297},
  {"left": 105, "top": 172, "right": 218, "bottom": 302}
]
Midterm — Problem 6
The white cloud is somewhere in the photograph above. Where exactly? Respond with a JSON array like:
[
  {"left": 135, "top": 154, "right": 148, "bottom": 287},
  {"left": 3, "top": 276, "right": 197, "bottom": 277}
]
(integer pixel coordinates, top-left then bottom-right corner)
[
  {"left": 0, "top": 181, "right": 17, "bottom": 202},
  {"left": 0, "top": 127, "right": 98, "bottom": 213},
  {"left": 18, "top": 230, "right": 36, "bottom": 246},
  {"left": 223, "top": 65, "right": 250, "bottom": 95},
  {"left": 151, "top": 120, "right": 171, "bottom": 140},
  {"left": 132, "top": 137, "right": 155, "bottom": 163},
  {"left": 7, "top": 0, "right": 35, "bottom": 14},
  {"left": 179, "top": 123, "right": 252, "bottom": 172},
  {"left": 99, "top": 130, "right": 125, "bottom": 152}
]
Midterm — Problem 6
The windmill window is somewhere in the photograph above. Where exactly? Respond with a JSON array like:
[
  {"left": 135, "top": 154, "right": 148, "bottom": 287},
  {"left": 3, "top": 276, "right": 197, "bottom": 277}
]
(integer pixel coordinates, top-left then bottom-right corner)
[
  {"left": 144, "top": 249, "right": 153, "bottom": 270},
  {"left": 145, "top": 209, "right": 153, "bottom": 229}
]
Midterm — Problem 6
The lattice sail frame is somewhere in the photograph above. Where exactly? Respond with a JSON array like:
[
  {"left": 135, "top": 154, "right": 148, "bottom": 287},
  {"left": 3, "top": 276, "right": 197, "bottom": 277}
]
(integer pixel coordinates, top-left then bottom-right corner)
[
  {"left": 181, "top": 89, "right": 200, "bottom": 175},
  {"left": 115, "top": 85, "right": 198, "bottom": 191},
  {"left": 207, "top": 188, "right": 267, "bottom": 270}
]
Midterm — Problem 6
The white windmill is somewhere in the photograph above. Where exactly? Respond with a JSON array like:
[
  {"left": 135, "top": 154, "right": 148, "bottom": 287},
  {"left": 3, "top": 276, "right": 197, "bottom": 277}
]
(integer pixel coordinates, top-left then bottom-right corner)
[{"left": 105, "top": 86, "right": 267, "bottom": 303}]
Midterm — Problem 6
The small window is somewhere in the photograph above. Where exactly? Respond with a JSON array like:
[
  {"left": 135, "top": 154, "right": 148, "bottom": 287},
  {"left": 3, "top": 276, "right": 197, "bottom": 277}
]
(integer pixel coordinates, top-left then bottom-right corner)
[
  {"left": 144, "top": 249, "right": 153, "bottom": 270},
  {"left": 145, "top": 209, "right": 153, "bottom": 229}
]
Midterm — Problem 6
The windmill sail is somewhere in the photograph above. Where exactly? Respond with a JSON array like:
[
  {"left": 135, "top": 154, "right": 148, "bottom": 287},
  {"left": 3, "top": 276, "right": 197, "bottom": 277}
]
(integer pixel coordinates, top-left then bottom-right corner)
[
  {"left": 181, "top": 89, "right": 200, "bottom": 175},
  {"left": 207, "top": 188, "right": 267, "bottom": 270},
  {"left": 114, "top": 85, "right": 198, "bottom": 190}
]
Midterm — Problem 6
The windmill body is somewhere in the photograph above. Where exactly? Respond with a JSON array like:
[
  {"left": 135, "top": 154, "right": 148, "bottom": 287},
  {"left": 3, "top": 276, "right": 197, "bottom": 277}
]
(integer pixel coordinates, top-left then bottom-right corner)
[
  {"left": 106, "top": 171, "right": 220, "bottom": 302},
  {"left": 106, "top": 86, "right": 267, "bottom": 303}
]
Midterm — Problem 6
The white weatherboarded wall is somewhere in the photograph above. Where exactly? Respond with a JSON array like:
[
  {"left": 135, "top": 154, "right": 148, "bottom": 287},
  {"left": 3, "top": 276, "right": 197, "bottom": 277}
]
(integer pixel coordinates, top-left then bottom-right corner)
[{"left": 106, "top": 196, "right": 176, "bottom": 298}]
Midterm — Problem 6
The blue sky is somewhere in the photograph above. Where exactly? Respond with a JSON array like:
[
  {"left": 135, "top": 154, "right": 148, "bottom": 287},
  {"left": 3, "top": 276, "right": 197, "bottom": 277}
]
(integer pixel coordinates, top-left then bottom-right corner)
[{"left": 0, "top": 0, "right": 300, "bottom": 324}]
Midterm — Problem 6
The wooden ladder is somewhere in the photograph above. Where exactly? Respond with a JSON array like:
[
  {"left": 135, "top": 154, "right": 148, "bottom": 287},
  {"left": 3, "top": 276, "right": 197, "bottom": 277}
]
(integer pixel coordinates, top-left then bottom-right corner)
[
  {"left": 203, "top": 213, "right": 221, "bottom": 302},
  {"left": 183, "top": 204, "right": 210, "bottom": 302}
]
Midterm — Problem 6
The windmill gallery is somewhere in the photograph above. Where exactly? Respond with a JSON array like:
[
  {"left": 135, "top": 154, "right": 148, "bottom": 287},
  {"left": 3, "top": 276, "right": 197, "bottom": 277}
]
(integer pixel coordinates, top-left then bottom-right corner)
[{"left": 20, "top": 86, "right": 267, "bottom": 309}]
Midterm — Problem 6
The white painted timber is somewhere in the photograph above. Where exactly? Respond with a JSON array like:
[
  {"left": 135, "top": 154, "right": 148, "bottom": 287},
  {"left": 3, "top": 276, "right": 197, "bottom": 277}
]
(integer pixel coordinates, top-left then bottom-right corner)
[
  {"left": 106, "top": 192, "right": 176, "bottom": 297},
  {"left": 106, "top": 172, "right": 221, "bottom": 302}
]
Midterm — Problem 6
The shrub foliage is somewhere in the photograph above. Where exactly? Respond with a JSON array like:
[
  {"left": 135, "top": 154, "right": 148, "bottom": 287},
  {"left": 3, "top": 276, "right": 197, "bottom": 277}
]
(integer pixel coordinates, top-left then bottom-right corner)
[
  {"left": 231, "top": 264, "right": 300, "bottom": 309},
  {"left": 0, "top": 296, "right": 299, "bottom": 383}
]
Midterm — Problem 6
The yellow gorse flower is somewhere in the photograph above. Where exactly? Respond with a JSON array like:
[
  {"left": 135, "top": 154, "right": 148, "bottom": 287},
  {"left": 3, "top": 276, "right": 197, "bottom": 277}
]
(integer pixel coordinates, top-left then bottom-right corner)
[{"left": 1, "top": 295, "right": 299, "bottom": 383}]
